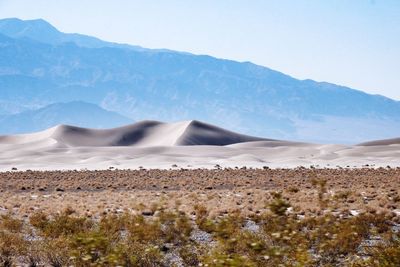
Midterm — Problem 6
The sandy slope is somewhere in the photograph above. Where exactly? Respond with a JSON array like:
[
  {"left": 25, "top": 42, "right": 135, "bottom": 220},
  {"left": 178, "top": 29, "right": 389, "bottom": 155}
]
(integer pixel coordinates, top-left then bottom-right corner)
[
  {"left": 357, "top": 137, "right": 400, "bottom": 146},
  {"left": 0, "top": 120, "right": 399, "bottom": 171}
]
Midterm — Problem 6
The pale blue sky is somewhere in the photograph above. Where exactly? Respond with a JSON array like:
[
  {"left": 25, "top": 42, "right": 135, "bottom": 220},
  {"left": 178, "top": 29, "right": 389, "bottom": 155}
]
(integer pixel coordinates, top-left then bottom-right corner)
[{"left": 0, "top": 0, "right": 399, "bottom": 99}]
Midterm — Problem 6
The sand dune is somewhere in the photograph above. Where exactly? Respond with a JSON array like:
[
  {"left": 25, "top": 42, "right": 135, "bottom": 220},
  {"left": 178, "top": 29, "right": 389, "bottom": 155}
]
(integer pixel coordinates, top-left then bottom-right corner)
[
  {"left": 357, "top": 137, "right": 400, "bottom": 146},
  {"left": 0, "top": 120, "right": 268, "bottom": 148},
  {"left": 0, "top": 120, "right": 399, "bottom": 170}
]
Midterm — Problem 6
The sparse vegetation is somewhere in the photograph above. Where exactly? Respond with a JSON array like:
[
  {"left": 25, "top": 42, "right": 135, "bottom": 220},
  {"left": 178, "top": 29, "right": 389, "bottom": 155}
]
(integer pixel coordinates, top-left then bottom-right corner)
[
  {"left": 0, "top": 168, "right": 399, "bottom": 266},
  {"left": 0, "top": 197, "right": 399, "bottom": 266}
]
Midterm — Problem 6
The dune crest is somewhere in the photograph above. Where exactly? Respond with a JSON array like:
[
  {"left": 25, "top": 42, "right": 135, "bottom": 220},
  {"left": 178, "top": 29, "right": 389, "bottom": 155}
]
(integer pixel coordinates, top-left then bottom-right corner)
[
  {"left": 175, "top": 120, "right": 270, "bottom": 146},
  {"left": 0, "top": 120, "right": 267, "bottom": 148},
  {"left": 358, "top": 137, "right": 400, "bottom": 146}
]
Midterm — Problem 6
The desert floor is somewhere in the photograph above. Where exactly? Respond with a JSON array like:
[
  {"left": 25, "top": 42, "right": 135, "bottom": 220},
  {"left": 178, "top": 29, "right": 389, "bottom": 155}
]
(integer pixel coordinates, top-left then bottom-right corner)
[{"left": 1, "top": 168, "right": 399, "bottom": 219}]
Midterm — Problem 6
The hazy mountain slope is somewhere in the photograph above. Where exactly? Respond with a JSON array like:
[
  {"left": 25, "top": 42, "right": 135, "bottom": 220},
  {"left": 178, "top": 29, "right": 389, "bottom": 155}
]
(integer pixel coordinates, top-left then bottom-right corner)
[
  {"left": 0, "top": 101, "right": 132, "bottom": 134},
  {"left": 0, "top": 18, "right": 399, "bottom": 143},
  {"left": 0, "top": 18, "right": 149, "bottom": 51}
]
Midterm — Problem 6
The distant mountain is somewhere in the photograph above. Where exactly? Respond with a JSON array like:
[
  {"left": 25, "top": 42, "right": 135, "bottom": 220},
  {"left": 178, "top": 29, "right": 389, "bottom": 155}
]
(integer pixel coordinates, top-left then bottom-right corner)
[
  {"left": 0, "top": 18, "right": 399, "bottom": 143},
  {"left": 0, "top": 18, "right": 150, "bottom": 51},
  {"left": 0, "top": 101, "right": 132, "bottom": 134}
]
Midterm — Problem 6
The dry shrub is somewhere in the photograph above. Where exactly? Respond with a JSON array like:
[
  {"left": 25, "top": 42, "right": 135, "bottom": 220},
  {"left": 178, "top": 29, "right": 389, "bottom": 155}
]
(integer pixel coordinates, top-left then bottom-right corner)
[
  {"left": 0, "top": 199, "right": 397, "bottom": 267},
  {"left": 30, "top": 210, "right": 92, "bottom": 238},
  {"left": 194, "top": 204, "right": 215, "bottom": 232},
  {"left": 126, "top": 214, "right": 162, "bottom": 244},
  {"left": 268, "top": 192, "right": 290, "bottom": 216},
  {"left": 158, "top": 210, "right": 192, "bottom": 244},
  {"left": 0, "top": 214, "right": 23, "bottom": 233},
  {"left": 0, "top": 230, "right": 27, "bottom": 266}
]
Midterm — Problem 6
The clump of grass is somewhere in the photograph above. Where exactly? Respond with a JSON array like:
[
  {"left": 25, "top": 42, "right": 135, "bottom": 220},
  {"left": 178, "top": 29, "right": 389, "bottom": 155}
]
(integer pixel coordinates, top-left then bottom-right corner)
[
  {"left": 268, "top": 192, "right": 291, "bottom": 216},
  {"left": 202, "top": 252, "right": 256, "bottom": 267},
  {"left": 194, "top": 204, "right": 215, "bottom": 233},
  {"left": 311, "top": 177, "right": 329, "bottom": 209},
  {"left": 0, "top": 230, "right": 27, "bottom": 266},
  {"left": 0, "top": 214, "right": 23, "bottom": 233},
  {"left": 30, "top": 210, "right": 92, "bottom": 238},
  {"left": 334, "top": 190, "right": 352, "bottom": 200},
  {"left": 159, "top": 209, "right": 192, "bottom": 244},
  {"left": 121, "top": 214, "right": 161, "bottom": 249},
  {"left": 352, "top": 233, "right": 400, "bottom": 267}
]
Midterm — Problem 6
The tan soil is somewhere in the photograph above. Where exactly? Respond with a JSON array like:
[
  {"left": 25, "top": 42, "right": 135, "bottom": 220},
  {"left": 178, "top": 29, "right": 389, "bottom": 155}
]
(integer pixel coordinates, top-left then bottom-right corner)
[{"left": 0, "top": 168, "right": 399, "bottom": 219}]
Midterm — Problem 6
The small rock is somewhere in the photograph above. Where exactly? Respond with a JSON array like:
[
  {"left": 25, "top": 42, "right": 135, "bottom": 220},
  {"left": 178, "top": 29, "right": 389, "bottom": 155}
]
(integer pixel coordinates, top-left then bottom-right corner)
[
  {"left": 164, "top": 251, "right": 184, "bottom": 267},
  {"left": 141, "top": 210, "right": 154, "bottom": 216},
  {"left": 161, "top": 243, "right": 173, "bottom": 252},
  {"left": 393, "top": 209, "right": 400, "bottom": 217},
  {"left": 190, "top": 229, "right": 213, "bottom": 244},
  {"left": 243, "top": 220, "right": 260, "bottom": 233},
  {"left": 350, "top": 210, "right": 360, "bottom": 216}
]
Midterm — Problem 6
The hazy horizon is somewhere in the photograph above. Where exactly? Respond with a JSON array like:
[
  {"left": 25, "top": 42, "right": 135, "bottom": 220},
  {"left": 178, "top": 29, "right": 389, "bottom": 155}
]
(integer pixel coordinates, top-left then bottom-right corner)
[
  {"left": 0, "top": 0, "right": 399, "bottom": 100},
  {"left": 1, "top": 14, "right": 400, "bottom": 143}
]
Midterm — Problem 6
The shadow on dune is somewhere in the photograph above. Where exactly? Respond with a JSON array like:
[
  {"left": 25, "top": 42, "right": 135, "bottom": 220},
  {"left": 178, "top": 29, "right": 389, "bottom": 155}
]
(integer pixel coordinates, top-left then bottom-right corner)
[{"left": 31, "top": 120, "right": 270, "bottom": 147}]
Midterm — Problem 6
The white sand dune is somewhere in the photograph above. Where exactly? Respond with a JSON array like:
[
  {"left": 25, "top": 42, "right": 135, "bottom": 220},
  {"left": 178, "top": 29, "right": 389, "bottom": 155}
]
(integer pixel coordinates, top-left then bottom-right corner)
[
  {"left": 0, "top": 120, "right": 268, "bottom": 147},
  {"left": 0, "top": 120, "right": 399, "bottom": 171}
]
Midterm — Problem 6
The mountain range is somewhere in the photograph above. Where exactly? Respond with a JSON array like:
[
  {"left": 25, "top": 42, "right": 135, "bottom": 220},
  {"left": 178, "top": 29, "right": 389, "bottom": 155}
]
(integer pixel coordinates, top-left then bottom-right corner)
[
  {"left": 0, "top": 101, "right": 132, "bottom": 134},
  {"left": 0, "top": 17, "right": 399, "bottom": 143}
]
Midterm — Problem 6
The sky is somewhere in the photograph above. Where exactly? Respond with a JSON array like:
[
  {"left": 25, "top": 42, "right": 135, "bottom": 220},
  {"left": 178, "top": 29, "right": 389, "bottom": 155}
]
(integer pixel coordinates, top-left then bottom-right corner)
[{"left": 0, "top": 0, "right": 399, "bottom": 100}]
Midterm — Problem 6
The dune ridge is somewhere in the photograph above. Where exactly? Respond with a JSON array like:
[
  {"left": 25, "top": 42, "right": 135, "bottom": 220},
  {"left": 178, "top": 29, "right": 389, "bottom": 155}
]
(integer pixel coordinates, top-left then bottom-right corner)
[
  {"left": 0, "top": 120, "right": 268, "bottom": 148},
  {"left": 0, "top": 120, "right": 399, "bottom": 171},
  {"left": 358, "top": 137, "right": 400, "bottom": 147}
]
